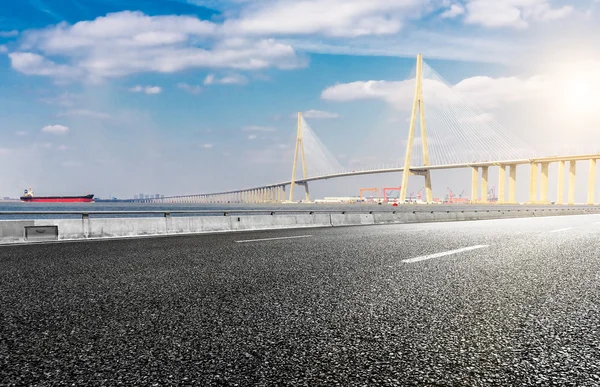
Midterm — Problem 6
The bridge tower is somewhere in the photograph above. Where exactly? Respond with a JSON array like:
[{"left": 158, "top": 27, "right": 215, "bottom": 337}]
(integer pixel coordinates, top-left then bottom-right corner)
[
  {"left": 399, "top": 54, "right": 432, "bottom": 204},
  {"left": 289, "top": 112, "right": 310, "bottom": 202}
]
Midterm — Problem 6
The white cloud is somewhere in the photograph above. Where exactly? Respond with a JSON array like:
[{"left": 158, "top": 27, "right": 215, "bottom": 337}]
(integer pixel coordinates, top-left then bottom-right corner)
[
  {"left": 0, "top": 45, "right": 7, "bottom": 53},
  {"left": 248, "top": 134, "right": 258, "bottom": 140},
  {"left": 441, "top": 4, "right": 465, "bottom": 18},
  {"left": 201, "top": 143, "right": 214, "bottom": 149},
  {"left": 145, "top": 86, "right": 162, "bottom": 94},
  {"left": 58, "top": 145, "right": 68, "bottom": 151},
  {"left": 11, "top": 11, "right": 303, "bottom": 81},
  {"left": 57, "top": 109, "right": 110, "bottom": 119},
  {"left": 204, "top": 73, "right": 248, "bottom": 85},
  {"left": 464, "top": 0, "right": 573, "bottom": 28},
  {"left": 321, "top": 75, "right": 546, "bottom": 109},
  {"left": 302, "top": 109, "right": 339, "bottom": 119},
  {"left": 242, "top": 125, "right": 277, "bottom": 132},
  {"left": 177, "top": 83, "right": 202, "bottom": 94},
  {"left": 321, "top": 79, "right": 411, "bottom": 104},
  {"left": 0, "top": 30, "right": 18, "bottom": 38},
  {"left": 15, "top": 131, "right": 28, "bottom": 136},
  {"left": 42, "top": 124, "right": 70, "bottom": 134},
  {"left": 453, "top": 75, "right": 546, "bottom": 108},
  {"left": 129, "top": 85, "right": 162, "bottom": 94},
  {"left": 224, "top": 0, "right": 424, "bottom": 37},
  {"left": 9, "top": 52, "right": 79, "bottom": 78},
  {"left": 204, "top": 74, "right": 215, "bottom": 85}
]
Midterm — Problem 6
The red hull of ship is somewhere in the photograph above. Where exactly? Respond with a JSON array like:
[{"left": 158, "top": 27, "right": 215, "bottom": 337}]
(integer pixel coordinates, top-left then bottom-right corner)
[{"left": 20, "top": 195, "right": 94, "bottom": 203}]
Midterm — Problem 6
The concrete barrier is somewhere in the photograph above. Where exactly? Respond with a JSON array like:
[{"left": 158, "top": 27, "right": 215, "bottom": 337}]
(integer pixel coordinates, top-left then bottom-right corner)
[
  {"left": 1, "top": 207, "right": 600, "bottom": 244},
  {"left": 0, "top": 220, "right": 34, "bottom": 243},
  {"left": 330, "top": 213, "right": 375, "bottom": 226}
]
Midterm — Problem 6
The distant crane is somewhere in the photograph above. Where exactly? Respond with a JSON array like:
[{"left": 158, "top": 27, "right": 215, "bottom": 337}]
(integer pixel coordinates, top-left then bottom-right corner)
[
  {"left": 359, "top": 187, "right": 379, "bottom": 202},
  {"left": 416, "top": 186, "right": 425, "bottom": 201},
  {"left": 446, "top": 187, "right": 469, "bottom": 203},
  {"left": 446, "top": 187, "right": 455, "bottom": 203},
  {"left": 382, "top": 187, "right": 401, "bottom": 203}
]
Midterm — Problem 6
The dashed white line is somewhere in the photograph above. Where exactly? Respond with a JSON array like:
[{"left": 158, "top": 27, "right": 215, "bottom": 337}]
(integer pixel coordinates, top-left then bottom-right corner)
[
  {"left": 549, "top": 227, "right": 573, "bottom": 233},
  {"left": 402, "top": 245, "right": 489, "bottom": 264},
  {"left": 235, "top": 235, "right": 313, "bottom": 243}
]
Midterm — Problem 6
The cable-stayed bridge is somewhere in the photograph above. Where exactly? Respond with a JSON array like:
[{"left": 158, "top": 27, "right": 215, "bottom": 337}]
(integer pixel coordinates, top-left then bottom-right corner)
[{"left": 147, "top": 55, "right": 600, "bottom": 206}]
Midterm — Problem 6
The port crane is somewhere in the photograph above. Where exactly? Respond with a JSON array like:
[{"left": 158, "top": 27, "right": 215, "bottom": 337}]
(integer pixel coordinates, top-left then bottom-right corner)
[
  {"left": 416, "top": 186, "right": 425, "bottom": 201},
  {"left": 359, "top": 187, "right": 379, "bottom": 202},
  {"left": 382, "top": 187, "right": 401, "bottom": 203},
  {"left": 446, "top": 187, "right": 454, "bottom": 203}
]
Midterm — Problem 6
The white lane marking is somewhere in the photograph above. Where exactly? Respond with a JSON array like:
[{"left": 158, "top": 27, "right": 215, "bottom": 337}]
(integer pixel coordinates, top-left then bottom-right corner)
[
  {"left": 549, "top": 227, "right": 573, "bottom": 233},
  {"left": 402, "top": 245, "right": 489, "bottom": 264},
  {"left": 235, "top": 235, "right": 313, "bottom": 243}
]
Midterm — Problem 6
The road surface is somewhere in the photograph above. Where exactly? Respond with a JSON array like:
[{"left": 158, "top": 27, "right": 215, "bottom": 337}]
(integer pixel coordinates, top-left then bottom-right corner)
[{"left": 1, "top": 215, "right": 600, "bottom": 386}]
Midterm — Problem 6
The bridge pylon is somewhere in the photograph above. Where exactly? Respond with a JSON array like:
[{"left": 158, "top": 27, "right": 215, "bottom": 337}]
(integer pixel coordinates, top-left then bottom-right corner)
[
  {"left": 400, "top": 54, "right": 432, "bottom": 204},
  {"left": 289, "top": 112, "right": 310, "bottom": 202}
]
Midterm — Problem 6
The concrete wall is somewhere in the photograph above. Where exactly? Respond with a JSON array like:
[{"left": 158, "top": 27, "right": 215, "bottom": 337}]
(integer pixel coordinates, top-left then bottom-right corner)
[{"left": 1, "top": 207, "right": 599, "bottom": 244}]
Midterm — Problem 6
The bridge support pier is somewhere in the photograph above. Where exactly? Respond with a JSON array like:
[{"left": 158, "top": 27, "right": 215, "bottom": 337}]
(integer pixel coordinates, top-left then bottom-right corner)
[
  {"left": 540, "top": 163, "right": 549, "bottom": 204},
  {"left": 557, "top": 161, "right": 565, "bottom": 205},
  {"left": 424, "top": 171, "right": 432, "bottom": 203},
  {"left": 471, "top": 167, "right": 479, "bottom": 203},
  {"left": 498, "top": 165, "right": 506, "bottom": 204},
  {"left": 568, "top": 161, "right": 576, "bottom": 205},
  {"left": 589, "top": 159, "right": 596, "bottom": 205},
  {"left": 509, "top": 164, "right": 517, "bottom": 204},
  {"left": 529, "top": 162, "right": 538, "bottom": 204},
  {"left": 481, "top": 166, "right": 489, "bottom": 203},
  {"left": 294, "top": 182, "right": 310, "bottom": 202}
]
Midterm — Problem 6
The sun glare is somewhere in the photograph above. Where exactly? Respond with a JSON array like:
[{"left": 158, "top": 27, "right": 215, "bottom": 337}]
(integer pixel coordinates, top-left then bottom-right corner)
[{"left": 561, "top": 75, "right": 597, "bottom": 115}]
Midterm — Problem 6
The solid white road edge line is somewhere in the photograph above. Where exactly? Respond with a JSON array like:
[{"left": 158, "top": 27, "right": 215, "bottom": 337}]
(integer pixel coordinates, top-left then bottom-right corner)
[
  {"left": 549, "top": 227, "right": 573, "bottom": 233},
  {"left": 402, "top": 245, "right": 489, "bottom": 264},
  {"left": 235, "top": 235, "right": 313, "bottom": 243}
]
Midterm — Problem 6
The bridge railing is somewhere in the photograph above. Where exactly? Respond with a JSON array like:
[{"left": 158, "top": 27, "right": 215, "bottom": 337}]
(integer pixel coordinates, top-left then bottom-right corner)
[
  {"left": 0, "top": 206, "right": 596, "bottom": 220},
  {"left": 0, "top": 209, "right": 412, "bottom": 220}
]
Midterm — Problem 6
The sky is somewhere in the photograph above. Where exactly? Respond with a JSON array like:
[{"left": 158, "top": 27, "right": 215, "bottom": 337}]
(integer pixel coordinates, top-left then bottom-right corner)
[{"left": 2, "top": 0, "right": 600, "bottom": 201}]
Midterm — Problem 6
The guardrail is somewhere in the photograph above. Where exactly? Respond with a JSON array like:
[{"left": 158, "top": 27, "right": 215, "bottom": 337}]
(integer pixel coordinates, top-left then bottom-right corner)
[
  {"left": 0, "top": 209, "right": 418, "bottom": 219},
  {"left": 0, "top": 206, "right": 598, "bottom": 219},
  {"left": 1, "top": 206, "right": 600, "bottom": 244}
]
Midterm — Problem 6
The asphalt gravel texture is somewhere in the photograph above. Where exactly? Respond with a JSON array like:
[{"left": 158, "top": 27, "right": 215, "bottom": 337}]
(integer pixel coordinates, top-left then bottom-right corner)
[{"left": 1, "top": 215, "right": 600, "bottom": 386}]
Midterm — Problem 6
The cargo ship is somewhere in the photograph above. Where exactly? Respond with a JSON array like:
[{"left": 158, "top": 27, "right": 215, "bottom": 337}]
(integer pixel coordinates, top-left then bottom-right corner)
[{"left": 20, "top": 188, "right": 94, "bottom": 203}]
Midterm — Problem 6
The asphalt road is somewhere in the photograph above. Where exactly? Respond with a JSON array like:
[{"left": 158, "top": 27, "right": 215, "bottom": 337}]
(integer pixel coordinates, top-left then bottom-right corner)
[{"left": 1, "top": 215, "right": 600, "bottom": 386}]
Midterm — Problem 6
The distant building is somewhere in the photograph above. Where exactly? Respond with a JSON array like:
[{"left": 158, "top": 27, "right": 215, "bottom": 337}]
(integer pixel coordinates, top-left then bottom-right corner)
[
  {"left": 139, "top": 193, "right": 144, "bottom": 200},
  {"left": 155, "top": 194, "right": 160, "bottom": 199},
  {"left": 134, "top": 194, "right": 138, "bottom": 199}
]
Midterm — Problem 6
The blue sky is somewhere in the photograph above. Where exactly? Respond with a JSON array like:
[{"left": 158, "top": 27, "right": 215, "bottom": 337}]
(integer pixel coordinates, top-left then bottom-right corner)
[{"left": 1, "top": 0, "right": 600, "bottom": 201}]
